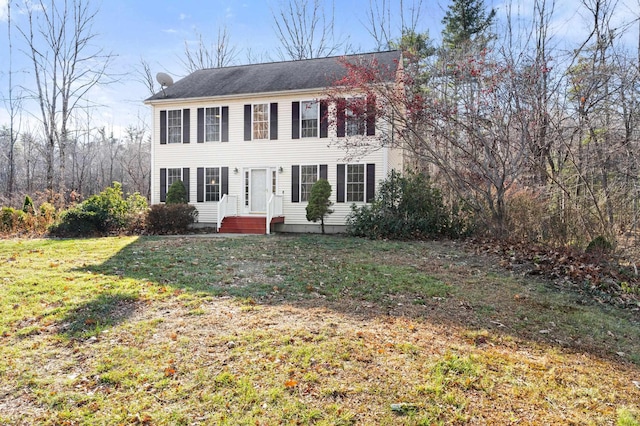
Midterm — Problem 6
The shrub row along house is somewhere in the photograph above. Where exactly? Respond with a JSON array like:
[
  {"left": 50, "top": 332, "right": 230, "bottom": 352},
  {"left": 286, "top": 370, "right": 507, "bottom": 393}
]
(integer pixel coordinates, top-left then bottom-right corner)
[{"left": 145, "top": 50, "right": 403, "bottom": 233}]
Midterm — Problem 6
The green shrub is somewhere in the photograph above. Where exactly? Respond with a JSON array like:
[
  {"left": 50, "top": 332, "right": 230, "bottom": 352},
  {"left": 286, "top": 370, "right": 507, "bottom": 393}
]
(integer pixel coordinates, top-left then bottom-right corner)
[
  {"left": 49, "top": 182, "right": 148, "bottom": 237},
  {"left": 306, "top": 179, "right": 333, "bottom": 234},
  {"left": 586, "top": 235, "right": 614, "bottom": 255},
  {"left": 146, "top": 204, "right": 198, "bottom": 234},
  {"left": 347, "top": 170, "right": 469, "bottom": 240},
  {"left": 22, "top": 195, "right": 35, "bottom": 214},
  {"left": 50, "top": 209, "right": 101, "bottom": 237},
  {"left": 0, "top": 207, "right": 26, "bottom": 234},
  {"left": 39, "top": 202, "right": 57, "bottom": 222},
  {"left": 166, "top": 180, "right": 188, "bottom": 205}
]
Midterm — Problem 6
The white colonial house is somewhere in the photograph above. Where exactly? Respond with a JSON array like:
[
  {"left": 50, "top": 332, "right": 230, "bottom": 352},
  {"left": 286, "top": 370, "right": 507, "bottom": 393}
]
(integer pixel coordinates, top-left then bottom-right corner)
[{"left": 145, "top": 50, "right": 404, "bottom": 233}]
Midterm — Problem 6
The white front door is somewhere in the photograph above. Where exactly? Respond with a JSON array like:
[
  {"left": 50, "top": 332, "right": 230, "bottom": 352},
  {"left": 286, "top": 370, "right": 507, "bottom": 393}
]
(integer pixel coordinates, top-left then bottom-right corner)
[{"left": 250, "top": 168, "right": 268, "bottom": 213}]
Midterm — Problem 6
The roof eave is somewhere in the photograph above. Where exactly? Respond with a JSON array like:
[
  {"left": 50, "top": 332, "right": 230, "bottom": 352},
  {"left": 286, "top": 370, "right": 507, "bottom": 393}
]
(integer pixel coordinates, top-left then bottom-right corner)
[{"left": 144, "top": 86, "right": 345, "bottom": 106}]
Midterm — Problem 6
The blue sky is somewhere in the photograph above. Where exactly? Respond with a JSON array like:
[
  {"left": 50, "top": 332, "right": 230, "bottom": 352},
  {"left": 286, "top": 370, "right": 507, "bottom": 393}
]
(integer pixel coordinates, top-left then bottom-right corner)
[
  {"left": 0, "top": 0, "right": 637, "bottom": 137},
  {"left": 0, "top": 0, "right": 448, "bottom": 135}
]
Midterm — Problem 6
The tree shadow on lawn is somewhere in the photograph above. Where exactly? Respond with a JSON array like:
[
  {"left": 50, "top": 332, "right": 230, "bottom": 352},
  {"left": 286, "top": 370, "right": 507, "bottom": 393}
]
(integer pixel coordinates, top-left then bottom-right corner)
[
  {"left": 73, "top": 234, "right": 640, "bottom": 365},
  {"left": 56, "top": 292, "right": 139, "bottom": 338}
]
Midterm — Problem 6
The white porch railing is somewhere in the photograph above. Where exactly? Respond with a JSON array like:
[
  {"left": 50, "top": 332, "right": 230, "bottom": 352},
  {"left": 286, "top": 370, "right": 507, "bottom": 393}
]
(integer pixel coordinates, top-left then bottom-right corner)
[
  {"left": 266, "top": 193, "right": 283, "bottom": 235},
  {"left": 217, "top": 194, "right": 238, "bottom": 230}
]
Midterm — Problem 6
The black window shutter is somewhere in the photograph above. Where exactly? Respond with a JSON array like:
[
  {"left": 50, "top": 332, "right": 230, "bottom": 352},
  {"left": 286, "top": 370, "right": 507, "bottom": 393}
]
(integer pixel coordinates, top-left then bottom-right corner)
[
  {"left": 221, "top": 167, "right": 229, "bottom": 196},
  {"left": 160, "top": 110, "right": 167, "bottom": 144},
  {"left": 366, "top": 163, "right": 375, "bottom": 202},
  {"left": 366, "top": 96, "right": 376, "bottom": 136},
  {"left": 244, "top": 104, "right": 251, "bottom": 141},
  {"left": 320, "top": 100, "right": 328, "bottom": 138},
  {"left": 270, "top": 102, "right": 278, "bottom": 140},
  {"left": 336, "top": 99, "right": 346, "bottom": 138},
  {"left": 222, "top": 106, "right": 229, "bottom": 142},
  {"left": 197, "top": 108, "right": 204, "bottom": 143},
  {"left": 160, "top": 168, "right": 167, "bottom": 202},
  {"left": 291, "top": 165, "right": 300, "bottom": 203},
  {"left": 183, "top": 168, "right": 190, "bottom": 202},
  {"left": 182, "top": 109, "right": 190, "bottom": 143},
  {"left": 291, "top": 101, "right": 300, "bottom": 139},
  {"left": 320, "top": 164, "right": 328, "bottom": 180},
  {"left": 197, "top": 167, "right": 204, "bottom": 202},
  {"left": 337, "top": 164, "right": 345, "bottom": 203}
]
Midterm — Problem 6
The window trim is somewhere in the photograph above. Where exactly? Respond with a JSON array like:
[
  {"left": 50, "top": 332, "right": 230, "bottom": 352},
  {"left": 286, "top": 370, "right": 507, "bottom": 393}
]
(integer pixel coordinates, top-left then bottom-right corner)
[
  {"left": 336, "top": 97, "right": 375, "bottom": 138},
  {"left": 345, "top": 98, "right": 366, "bottom": 137},
  {"left": 167, "top": 167, "right": 183, "bottom": 191},
  {"left": 300, "top": 164, "right": 320, "bottom": 202},
  {"left": 167, "top": 110, "right": 183, "bottom": 144},
  {"left": 161, "top": 167, "right": 190, "bottom": 203},
  {"left": 346, "top": 163, "right": 365, "bottom": 202},
  {"left": 300, "top": 100, "right": 319, "bottom": 138},
  {"left": 252, "top": 103, "right": 269, "bottom": 140},
  {"left": 204, "top": 167, "right": 221, "bottom": 202},
  {"left": 204, "top": 107, "right": 221, "bottom": 143},
  {"left": 160, "top": 109, "right": 190, "bottom": 144},
  {"left": 336, "top": 163, "right": 375, "bottom": 203}
]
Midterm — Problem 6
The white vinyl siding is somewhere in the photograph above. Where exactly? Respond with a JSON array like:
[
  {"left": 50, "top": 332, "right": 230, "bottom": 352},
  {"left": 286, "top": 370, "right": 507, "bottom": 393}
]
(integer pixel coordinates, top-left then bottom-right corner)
[{"left": 150, "top": 91, "right": 395, "bottom": 225}]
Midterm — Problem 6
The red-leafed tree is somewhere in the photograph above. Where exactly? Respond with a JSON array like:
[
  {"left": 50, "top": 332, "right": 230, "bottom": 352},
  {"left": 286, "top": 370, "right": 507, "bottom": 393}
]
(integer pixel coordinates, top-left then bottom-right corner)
[{"left": 326, "top": 46, "right": 532, "bottom": 235}]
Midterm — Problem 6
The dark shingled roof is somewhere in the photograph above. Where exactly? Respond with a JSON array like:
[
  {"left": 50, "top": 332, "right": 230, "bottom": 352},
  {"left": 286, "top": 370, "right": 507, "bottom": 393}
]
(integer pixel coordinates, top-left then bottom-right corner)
[{"left": 145, "top": 50, "right": 400, "bottom": 102}]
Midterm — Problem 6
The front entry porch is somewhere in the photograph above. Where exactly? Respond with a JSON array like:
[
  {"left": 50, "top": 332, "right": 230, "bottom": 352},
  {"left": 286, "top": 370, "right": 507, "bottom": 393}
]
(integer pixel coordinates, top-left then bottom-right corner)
[{"left": 218, "top": 215, "right": 285, "bottom": 234}]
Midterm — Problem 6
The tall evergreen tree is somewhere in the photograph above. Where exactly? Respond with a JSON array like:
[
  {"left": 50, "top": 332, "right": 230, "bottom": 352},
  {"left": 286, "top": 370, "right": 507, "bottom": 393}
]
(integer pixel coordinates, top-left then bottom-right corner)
[{"left": 441, "top": 0, "right": 496, "bottom": 49}]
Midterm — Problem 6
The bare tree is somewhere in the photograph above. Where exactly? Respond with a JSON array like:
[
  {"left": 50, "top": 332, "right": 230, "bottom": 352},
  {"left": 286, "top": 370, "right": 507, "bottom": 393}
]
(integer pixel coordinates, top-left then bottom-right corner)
[
  {"left": 17, "top": 0, "right": 113, "bottom": 193},
  {"left": 136, "top": 57, "right": 158, "bottom": 97},
  {"left": 181, "top": 26, "right": 238, "bottom": 72},
  {"left": 363, "top": 0, "right": 425, "bottom": 51},
  {"left": 3, "top": 0, "right": 22, "bottom": 198},
  {"left": 272, "top": 0, "right": 346, "bottom": 60},
  {"left": 120, "top": 120, "right": 151, "bottom": 198}
]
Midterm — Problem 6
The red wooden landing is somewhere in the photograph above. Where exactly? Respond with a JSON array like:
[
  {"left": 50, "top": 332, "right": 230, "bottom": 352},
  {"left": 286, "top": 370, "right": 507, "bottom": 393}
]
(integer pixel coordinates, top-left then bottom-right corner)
[{"left": 218, "top": 216, "right": 284, "bottom": 234}]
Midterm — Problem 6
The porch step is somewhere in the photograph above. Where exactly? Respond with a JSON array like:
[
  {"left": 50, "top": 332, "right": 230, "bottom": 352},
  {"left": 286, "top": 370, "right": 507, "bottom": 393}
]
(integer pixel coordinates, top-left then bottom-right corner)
[{"left": 218, "top": 216, "right": 284, "bottom": 234}]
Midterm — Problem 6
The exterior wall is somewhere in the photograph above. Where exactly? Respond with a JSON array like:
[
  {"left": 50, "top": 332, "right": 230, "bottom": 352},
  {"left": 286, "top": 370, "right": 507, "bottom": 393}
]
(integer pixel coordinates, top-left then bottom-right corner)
[{"left": 149, "top": 89, "right": 402, "bottom": 228}]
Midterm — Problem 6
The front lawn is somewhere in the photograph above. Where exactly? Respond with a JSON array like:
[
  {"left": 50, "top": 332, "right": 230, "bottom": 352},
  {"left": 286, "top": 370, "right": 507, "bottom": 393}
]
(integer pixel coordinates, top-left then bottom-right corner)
[{"left": 0, "top": 235, "right": 638, "bottom": 424}]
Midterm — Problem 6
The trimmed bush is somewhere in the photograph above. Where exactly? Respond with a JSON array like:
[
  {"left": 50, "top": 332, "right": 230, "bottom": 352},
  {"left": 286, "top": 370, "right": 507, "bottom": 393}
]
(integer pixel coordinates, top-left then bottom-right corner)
[
  {"left": 166, "top": 180, "right": 188, "bottom": 205},
  {"left": 146, "top": 204, "right": 198, "bottom": 234},
  {"left": 51, "top": 209, "right": 101, "bottom": 237},
  {"left": 347, "top": 170, "right": 469, "bottom": 240}
]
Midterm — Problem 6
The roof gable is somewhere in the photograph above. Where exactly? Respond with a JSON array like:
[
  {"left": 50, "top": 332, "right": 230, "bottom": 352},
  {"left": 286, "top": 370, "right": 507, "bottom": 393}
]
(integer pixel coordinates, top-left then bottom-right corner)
[{"left": 146, "top": 50, "right": 400, "bottom": 102}]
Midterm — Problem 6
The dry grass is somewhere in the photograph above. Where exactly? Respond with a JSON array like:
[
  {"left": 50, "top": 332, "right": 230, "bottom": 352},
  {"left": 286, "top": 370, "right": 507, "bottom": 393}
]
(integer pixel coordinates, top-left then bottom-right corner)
[{"left": 0, "top": 235, "right": 638, "bottom": 425}]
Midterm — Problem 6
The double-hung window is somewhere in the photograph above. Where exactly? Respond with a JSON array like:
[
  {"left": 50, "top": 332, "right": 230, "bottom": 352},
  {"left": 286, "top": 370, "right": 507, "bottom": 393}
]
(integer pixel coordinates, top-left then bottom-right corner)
[
  {"left": 346, "top": 99, "right": 366, "bottom": 137},
  {"left": 167, "top": 168, "right": 182, "bottom": 189},
  {"left": 301, "top": 101, "right": 318, "bottom": 138},
  {"left": 205, "top": 107, "right": 221, "bottom": 142},
  {"left": 300, "top": 165, "right": 319, "bottom": 202},
  {"left": 253, "top": 104, "right": 269, "bottom": 139},
  {"left": 205, "top": 167, "right": 221, "bottom": 201},
  {"left": 346, "top": 164, "right": 365, "bottom": 202},
  {"left": 167, "top": 110, "right": 182, "bottom": 143}
]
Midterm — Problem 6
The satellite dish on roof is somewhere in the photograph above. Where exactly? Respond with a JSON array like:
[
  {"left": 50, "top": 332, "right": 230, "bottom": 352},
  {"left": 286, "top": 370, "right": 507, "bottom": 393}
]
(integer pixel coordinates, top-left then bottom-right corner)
[
  {"left": 156, "top": 72, "right": 174, "bottom": 97},
  {"left": 156, "top": 72, "right": 174, "bottom": 87}
]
